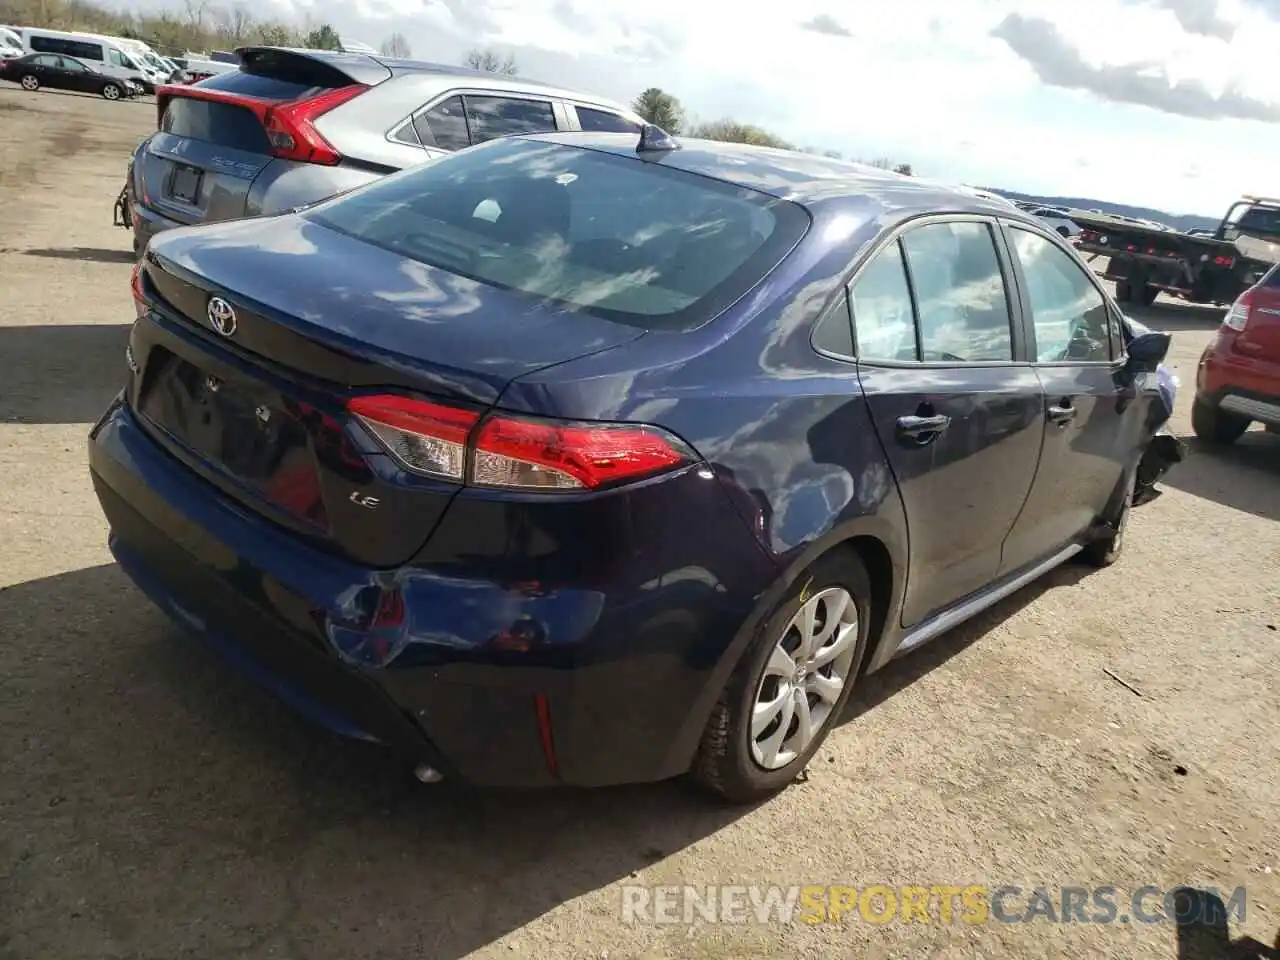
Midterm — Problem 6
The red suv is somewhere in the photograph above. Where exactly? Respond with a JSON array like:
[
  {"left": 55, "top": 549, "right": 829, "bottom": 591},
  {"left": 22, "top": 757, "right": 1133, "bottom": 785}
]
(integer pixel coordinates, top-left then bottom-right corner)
[{"left": 1194, "top": 264, "right": 1280, "bottom": 443}]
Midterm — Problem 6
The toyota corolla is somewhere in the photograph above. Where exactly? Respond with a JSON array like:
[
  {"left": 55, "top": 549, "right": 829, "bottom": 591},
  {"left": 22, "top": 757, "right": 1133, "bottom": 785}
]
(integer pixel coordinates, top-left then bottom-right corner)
[{"left": 89, "top": 129, "right": 1172, "bottom": 802}]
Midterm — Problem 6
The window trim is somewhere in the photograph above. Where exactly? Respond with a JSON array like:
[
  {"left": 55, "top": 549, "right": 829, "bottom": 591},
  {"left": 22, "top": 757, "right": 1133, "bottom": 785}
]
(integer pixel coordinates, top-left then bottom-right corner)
[
  {"left": 831, "top": 212, "right": 1029, "bottom": 369},
  {"left": 999, "top": 219, "right": 1125, "bottom": 368},
  {"left": 810, "top": 287, "right": 857, "bottom": 362},
  {"left": 385, "top": 88, "right": 561, "bottom": 151}
]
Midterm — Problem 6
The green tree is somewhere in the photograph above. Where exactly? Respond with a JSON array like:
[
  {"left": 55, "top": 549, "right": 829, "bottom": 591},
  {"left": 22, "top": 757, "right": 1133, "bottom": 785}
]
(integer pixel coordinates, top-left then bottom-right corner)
[
  {"left": 631, "top": 87, "right": 685, "bottom": 134},
  {"left": 464, "top": 47, "right": 517, "bottom": 75},
  {"left": 380, "top": 32, "right": 411, "bottom": 57},
  {"left": 690, "top": 118, "right": 793, "bottom": 150},
  {"left": 256, "top": 21, "right": 295, "bottom": 46},
  {"left": 893, "top": 163, "right": 914, "bottom": 176},
  {"left": 303, "top": 23, "right": 341, "bottom": 51}
]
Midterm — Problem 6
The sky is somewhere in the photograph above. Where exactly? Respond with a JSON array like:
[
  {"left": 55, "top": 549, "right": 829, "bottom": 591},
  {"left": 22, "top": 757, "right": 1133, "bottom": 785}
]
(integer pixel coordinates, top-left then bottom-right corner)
[{"left": 148, "top": 0, "right": 1280, "bottom": 216}]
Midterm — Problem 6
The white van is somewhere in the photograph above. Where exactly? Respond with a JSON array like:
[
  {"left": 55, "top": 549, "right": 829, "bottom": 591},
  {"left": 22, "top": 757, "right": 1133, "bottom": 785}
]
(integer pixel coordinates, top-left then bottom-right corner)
[
  {"left": 109, "top": 37, "right": 178, "bottom": 85},
  {"left": 0, "top": 26, "right": 21, "bottom": 59},
  {"left": 22, "top": 29, "right": 149, "bottom": 88}
]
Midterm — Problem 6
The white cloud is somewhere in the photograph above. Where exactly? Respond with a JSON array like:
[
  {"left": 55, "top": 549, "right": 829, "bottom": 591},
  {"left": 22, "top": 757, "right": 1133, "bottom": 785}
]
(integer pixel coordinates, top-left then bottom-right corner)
[{"left": 148, "top": 0, "right": 1280, "bottom": 214}]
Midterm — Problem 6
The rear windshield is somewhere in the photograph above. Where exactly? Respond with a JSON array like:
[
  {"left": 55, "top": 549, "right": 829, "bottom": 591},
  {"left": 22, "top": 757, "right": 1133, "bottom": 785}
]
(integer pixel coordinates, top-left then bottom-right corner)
[
  {"left": 306, "top": 138, "right": 808, "bottom": 330},
  {"left": 161, "top": 98, "right": 270, "bottom": 153},
  {"left": 1234, "top": 205, "right": 1280, "bottom": 237},
  {"left": 191, "top": 69, "right": 333, "bottom": 102}
]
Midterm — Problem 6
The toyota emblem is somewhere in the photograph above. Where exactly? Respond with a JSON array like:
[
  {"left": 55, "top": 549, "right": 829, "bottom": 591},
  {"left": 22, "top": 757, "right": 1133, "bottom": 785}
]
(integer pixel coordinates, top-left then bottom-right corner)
[{"left": 208, "top": 297, "right": 237, "bottom": 337}]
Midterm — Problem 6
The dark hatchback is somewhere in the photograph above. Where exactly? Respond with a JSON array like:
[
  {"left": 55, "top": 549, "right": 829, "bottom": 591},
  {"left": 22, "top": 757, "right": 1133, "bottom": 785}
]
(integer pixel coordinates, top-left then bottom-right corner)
[{"left": 90, "top": 132, "right": 1172, "bottom": 802}]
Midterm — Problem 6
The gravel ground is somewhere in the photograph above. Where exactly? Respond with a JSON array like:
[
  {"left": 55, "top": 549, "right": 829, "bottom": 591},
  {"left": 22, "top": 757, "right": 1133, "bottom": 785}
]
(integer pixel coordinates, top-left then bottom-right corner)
[{"left": 1, "top": 86, "right": 1277, "bottom": 960}]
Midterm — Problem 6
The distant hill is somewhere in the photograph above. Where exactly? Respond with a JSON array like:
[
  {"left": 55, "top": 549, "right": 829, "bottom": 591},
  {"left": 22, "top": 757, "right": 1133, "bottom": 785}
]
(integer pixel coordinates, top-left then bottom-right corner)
[{"left": 979, "top": 188, "right": 1219, "bottom": 233}]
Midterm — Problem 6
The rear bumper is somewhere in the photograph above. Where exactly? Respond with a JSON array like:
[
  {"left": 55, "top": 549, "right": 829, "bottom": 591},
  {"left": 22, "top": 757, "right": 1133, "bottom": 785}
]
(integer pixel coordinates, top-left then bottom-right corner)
[
  {"left": 89, "top": 396, "right": 775, "bottom": 787},
  {"left": 1197, "top": 343, "right": 1280, "bottom": 425},
  {"left": 130, "top": 200, "right": 182, "bottom": 255}
]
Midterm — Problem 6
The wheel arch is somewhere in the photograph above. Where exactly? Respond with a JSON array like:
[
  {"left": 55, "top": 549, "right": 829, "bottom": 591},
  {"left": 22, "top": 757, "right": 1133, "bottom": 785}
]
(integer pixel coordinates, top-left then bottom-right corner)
[{"left": 661, "top": 518, "right": 907, "bottom": 776}]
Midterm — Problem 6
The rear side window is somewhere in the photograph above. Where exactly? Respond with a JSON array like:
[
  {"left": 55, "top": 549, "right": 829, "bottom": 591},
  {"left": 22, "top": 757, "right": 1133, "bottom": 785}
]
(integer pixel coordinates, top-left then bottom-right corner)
[
  {"left": 1009, "top": 228, "right": 1111, "bottom": 363},
  {"left": 161, "top": 98, "right": 271, "bottom": 154},
  {"left": 413, "top": 95, "right": 469, "bottom": 150},
  {"left": 576, "top": 106, "right": 641, "bottom": 133},
  {"left": 813, "top": 293, "right": 854, "bottom": 357},
  {"left": 899, "top": 221, "right": 1014, "bottom": 362},
  {"left": 306, "top": 138, "right": 808, "bottom": 330},
  {"left": 465, "top": 96, "right": 557, "bottom": 144},
  {"left": 850, "top": 241, "right": 917, "bottom": 361},
  {"left": 1261, "top": 265, "right": 1280, "bottom": 289}
]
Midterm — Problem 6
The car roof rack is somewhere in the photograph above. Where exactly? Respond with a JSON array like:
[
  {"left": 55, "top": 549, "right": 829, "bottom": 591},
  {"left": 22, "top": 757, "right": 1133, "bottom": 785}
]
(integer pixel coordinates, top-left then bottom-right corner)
[{"left": 1240, "top": 195, "right": 1280, "bottom": 207}]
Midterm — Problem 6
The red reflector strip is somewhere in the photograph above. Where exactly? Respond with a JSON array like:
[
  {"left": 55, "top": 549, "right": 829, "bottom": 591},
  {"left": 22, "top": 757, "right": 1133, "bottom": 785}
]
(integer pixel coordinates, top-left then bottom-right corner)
[{"left": 534, "top": 694, "right": 559, "bottom": 777}]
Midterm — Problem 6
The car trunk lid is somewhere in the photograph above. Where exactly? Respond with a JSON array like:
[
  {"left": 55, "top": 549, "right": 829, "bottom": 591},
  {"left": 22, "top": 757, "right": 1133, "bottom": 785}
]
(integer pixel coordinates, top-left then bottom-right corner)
[{"left": 132, "top": 214, "right": 646, "bottom": 568}]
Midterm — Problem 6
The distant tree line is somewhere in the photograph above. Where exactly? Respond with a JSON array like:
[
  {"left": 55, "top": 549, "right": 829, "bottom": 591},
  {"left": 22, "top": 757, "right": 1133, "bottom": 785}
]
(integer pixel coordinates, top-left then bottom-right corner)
[{"left": 631, "top": 87, "right": 913, "bottom": 172}]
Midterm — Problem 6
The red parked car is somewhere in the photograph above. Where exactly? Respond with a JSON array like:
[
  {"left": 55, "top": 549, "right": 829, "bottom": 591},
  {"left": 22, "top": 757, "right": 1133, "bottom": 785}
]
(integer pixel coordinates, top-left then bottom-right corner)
[{"left": 1194, "top": 263, "right": 1280, "bottom": 443}]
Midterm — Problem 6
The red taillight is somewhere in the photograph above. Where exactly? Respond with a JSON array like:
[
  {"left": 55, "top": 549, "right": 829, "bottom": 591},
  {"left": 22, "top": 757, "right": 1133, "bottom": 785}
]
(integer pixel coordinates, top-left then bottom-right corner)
[
  {"left": 348, "top": 395, "right": 478, "bottom": 481},
  {"left": 263, "top": 84, "right": 366, "bottom": 165},
  {"left": 154, "top": 83, "right": 366, "bottom": 166},
  {"left": 1223, "top": 289, "right": 1253, "bottom": 331},
  {"left": 473, "top": 415, "right": 693, "bottom": 490},
  {"left": 345, "top": 394, "right": 697, "bottom": 491},
  {"left": 1214, "top": 255, "right": 1236, "bottom": 267}
]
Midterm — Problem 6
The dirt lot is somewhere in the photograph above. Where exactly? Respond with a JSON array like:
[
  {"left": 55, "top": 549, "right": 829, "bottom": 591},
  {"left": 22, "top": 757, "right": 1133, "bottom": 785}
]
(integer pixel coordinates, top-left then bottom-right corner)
[{"left": 1, "top": 86, "right": 1277, "bottom": 960}]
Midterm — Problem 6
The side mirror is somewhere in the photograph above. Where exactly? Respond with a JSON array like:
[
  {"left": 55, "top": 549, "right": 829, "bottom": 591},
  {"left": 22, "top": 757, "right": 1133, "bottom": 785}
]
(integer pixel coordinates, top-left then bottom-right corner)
[{"left": 1127, "top": 330, "right": 1171, "bottom": 371}]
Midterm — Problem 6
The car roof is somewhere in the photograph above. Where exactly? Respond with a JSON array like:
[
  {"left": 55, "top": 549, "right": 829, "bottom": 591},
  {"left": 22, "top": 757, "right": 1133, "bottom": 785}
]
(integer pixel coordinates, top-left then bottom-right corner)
[{"left": 517, "top": 131, "right": 1039, "bottom": 221}]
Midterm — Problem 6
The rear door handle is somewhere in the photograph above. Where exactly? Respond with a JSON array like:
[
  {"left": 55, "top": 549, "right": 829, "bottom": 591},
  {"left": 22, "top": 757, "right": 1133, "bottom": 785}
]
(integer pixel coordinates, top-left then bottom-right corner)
[
  {"left": 895, "top": 414, "right": 952, "bottom": 444},
  {"left": 1048, "top": 402, "right": 1077, "bottom": 425}
]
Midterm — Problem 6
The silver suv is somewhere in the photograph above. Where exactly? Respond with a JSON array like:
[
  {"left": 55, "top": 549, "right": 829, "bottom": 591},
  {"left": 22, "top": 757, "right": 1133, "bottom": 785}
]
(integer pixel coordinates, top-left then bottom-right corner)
[{"left": 118, "top": 46, "right": 645, "bottom": 256}]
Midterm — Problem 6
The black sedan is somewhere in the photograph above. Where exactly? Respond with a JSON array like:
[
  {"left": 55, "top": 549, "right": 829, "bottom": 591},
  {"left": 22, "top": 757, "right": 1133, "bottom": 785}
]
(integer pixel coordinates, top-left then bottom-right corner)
[{"left": 0, "top": 53, "right": 137, "bottom": 100}]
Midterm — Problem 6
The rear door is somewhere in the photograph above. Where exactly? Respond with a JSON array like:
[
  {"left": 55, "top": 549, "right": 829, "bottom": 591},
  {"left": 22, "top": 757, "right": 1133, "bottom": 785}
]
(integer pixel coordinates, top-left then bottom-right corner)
[
  {"left": 136, "top": 50, "right": 386, "bottom": 228},
  {"left": 853, "top": 216, "right": 1046, "bottom": 626},
  {"left": 998, "top": 224, "right": 1149, "bottom": 572},
  {"left": 406, "top": 92, "right": 561, "bottom": 156}
]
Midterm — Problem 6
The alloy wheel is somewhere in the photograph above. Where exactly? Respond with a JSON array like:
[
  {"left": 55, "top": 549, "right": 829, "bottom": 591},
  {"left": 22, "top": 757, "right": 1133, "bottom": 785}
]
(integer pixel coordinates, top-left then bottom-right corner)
[
  {"left": 103, "top": 84, "right": 120, "bottom": 100},
  {"left": 750, "top": 586, "right": 859, "bottom": 770},
  {"left": 20, "top": 75, "right": 37, "bottom": 90}
]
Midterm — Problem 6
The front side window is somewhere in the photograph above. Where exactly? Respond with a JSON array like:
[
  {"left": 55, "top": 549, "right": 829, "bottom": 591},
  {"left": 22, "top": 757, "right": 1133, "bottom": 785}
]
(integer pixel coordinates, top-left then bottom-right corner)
[
  {"left": 109, "top": 49, "right": 128, "bottom": 67},
  {"left": 465, "top": 95, "right": 557, "bottom": 144},
  {"left": 413, "top": 95, "right": 469, "bottom": 151},
  {"left": 1009, "top": 227, "right": 1111, "bottom": 363},
  {"left": 899, "top": 221, "right": 1014, "bottom": 362},
  {"left": 60, "top": 56, "right": 87, "bottom": 71},
  {"left": 307, "top": 138, "right": 807, "bottom": 330},
  {"left": 850, "top": 240, "right": 917, "bottom": 362}
]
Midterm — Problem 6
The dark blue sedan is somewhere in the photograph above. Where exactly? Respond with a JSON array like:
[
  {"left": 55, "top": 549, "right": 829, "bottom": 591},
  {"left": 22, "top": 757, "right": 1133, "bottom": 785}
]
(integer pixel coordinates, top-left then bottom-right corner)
[{"left": 89, "top": 129, "right": 1171, "bottom": 802}]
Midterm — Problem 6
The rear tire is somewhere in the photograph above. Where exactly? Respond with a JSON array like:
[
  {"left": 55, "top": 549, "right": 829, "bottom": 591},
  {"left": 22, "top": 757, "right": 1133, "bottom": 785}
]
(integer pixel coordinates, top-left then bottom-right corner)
[
  {"left": 19, "top": 74, "right": 38, "bottom": 91},
  {"left": 1114, "top": 280, "right": 1132, "bottom": 302},
  {"left": 101, "top": 83, "right": 121, "bottom": 101},
  {"left": 692, "top": 551, "right": 870, "bottom": 804},
  {"left": 1191, "top": 398, "right": 1249, "bottom": 444},
  {"left": 1138, "top": 284, "right": 1159, "bottom": 306}
]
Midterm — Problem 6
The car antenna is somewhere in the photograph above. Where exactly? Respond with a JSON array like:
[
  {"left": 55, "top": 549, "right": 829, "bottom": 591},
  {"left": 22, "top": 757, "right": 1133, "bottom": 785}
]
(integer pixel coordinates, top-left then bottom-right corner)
[{"left": 636, "top": 123, "right": 680, "bottom": 156}]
